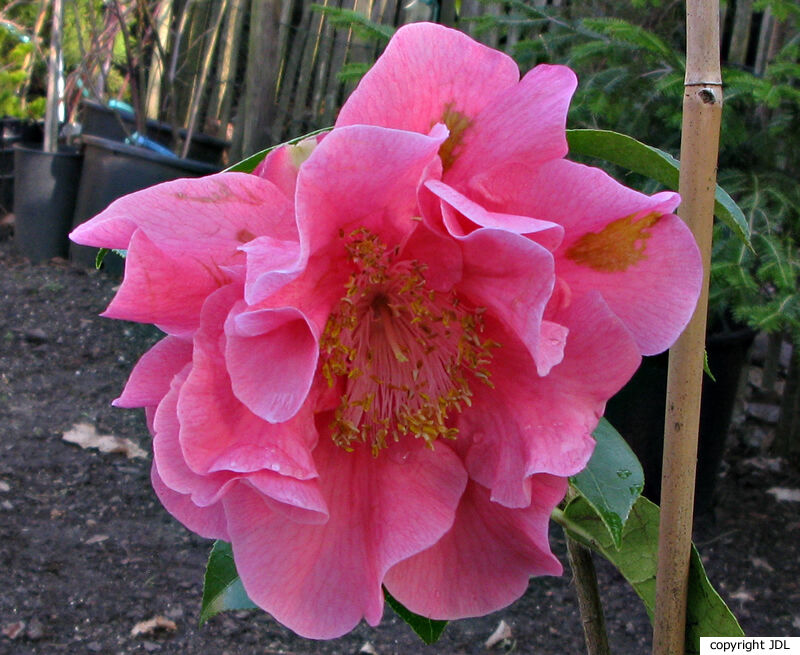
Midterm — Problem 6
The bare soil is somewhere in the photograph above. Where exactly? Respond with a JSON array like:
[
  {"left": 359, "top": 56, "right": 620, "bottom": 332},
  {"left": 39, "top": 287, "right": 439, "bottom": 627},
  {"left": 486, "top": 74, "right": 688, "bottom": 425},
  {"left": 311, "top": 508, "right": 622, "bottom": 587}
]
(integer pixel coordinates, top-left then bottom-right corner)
[{"left": 1, "top": 234, "right": 798, "bottom": 655}]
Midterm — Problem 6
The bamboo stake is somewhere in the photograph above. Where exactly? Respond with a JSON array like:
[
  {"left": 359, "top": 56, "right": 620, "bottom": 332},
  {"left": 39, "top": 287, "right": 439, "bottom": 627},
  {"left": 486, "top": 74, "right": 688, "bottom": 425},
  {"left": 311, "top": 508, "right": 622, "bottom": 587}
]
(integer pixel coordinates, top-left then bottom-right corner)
[{"left": 652, "top": 1, "right": 722, "bottom": 653}]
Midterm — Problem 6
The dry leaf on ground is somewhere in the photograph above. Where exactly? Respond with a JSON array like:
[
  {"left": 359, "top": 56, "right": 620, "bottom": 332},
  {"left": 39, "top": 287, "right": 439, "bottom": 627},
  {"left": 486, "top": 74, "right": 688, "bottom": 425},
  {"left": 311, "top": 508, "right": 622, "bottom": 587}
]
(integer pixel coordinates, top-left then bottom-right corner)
[
  {"left": 729, "top": 589, "right": 755, "bottom": 602},
  {"left": 130, "top": 616, "right": 178, "bottom": 637},
  {"left": 485, "top": 619, "right": 513, "bottom": 648},
  {"left": 750, "top": 557, "right": 774, "bottom": 572},
  {"left": 767, "top": 487, "right": 800, "bottom": 503},
  {"left": 2, "top": 621, "right": 25, "bottom": 639},
  {"left": 62, "top": 423, "right": 147, "bottom": 460}
]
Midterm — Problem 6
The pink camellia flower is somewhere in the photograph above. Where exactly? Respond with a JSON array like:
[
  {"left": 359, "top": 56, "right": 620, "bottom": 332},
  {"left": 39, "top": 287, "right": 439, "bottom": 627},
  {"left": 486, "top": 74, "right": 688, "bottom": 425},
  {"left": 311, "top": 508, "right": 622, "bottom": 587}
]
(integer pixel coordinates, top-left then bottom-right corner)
[
  {"left": 337, "top": 22, "right": 702, "bottom": 359},
  {"left": 70, "top": 22, "right": 701, "bottom": 640}
]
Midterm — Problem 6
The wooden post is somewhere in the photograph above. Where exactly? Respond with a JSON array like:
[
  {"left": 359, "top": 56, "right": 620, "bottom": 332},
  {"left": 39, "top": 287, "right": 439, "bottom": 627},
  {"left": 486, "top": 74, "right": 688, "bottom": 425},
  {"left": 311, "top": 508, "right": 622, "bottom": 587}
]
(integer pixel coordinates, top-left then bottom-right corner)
[
  {"left": 652, "top": 1, "right": 722, "bottom": 653},
  {"left": 239, "top": 0, "right": 281, "bottom": 157},
  {"left": 44, "top": 0, "right": 63, "bottom": 154},
  {"left": 181, "top": 0, "right": 228, "bottom": 158}
]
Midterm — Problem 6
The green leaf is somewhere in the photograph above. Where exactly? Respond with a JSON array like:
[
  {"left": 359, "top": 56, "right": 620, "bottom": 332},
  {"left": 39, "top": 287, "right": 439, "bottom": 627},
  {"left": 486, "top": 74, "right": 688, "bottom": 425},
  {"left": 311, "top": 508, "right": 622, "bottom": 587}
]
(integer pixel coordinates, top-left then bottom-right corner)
[
  {"left": 555, "top": 496, "right": 743, "bottom": 653},
  {"left": 95, "top": 248, "right": 127, "bottom": 269},
  {"left": 95, "top": 248, "right": 108, "bottom": 269},
  {"left": 383, "top": 588, "right": 448, "bottom": 645},
  {"left": 224, "top": 127, "right": 332, "bottom": 174},
  {"left": 200, "top": 541, "right": 257, "bottom": 625},
  {"left": 703, "top": 348, "right": 717, "bottom": 382},
  {"left": 569, "top": 417, "right": 644, "bottom": 548},
  {"left": 566, "top": 128, "right": 751, "bottom": 248},
  {"left": 310, "top": 5, "right": 395, "bottom": 42}
]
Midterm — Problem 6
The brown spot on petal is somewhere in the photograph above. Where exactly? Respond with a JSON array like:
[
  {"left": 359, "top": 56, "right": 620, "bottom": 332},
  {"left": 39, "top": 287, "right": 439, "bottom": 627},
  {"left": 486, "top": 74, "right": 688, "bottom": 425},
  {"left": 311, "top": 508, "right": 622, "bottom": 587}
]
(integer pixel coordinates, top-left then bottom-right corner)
[
  {"left": 566, "top": 212, "right": 661, "bottom": 272},
  {"left": 436, "top": 103, "right": 471, "bottom": 171},
  {"left": 236, "top": 229, "right": 256, "bottom": 243}
]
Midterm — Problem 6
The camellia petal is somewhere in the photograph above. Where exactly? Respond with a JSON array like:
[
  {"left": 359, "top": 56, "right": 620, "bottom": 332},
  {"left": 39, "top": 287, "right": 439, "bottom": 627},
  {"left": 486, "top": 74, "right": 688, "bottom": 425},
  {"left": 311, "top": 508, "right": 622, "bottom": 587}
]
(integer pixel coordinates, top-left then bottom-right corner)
[
  {"left": 296, "top": 123, "right": 448, "bottom": 261},
  {"left": 444, "top": 64, "right": 576, "bottom": 186},
  {"left": 151, "top": 463, "right": 229, "bottom": 542},
  {"left": 462, "top": 294, "right": 641, "bottom": 508},
  {"left": 336, "top": 22, "right": 519, "bottom": 134},
  {"left": 225, "top": 302, "right": 319, "bottom": 423},
  {"left": 102, "top": 229, "right": 232, "bottom": 336},
  {"left": 455, "top": 227, "right": 558, "bottom": 375},
  {"left": 153, "top": 367, "right": 328, "bottom": 525},
  {"left": 71, "top": 173, "right": 298, "bottom": 265},
  {"left": 177, "top": 285, "right": 318, "bottom": 480},
  {"left": 425, "top": 179, "right": 564, "bottom": 250},
  {"left": 252, "top": 134, "right": 324, "bottom": 199},
  {"left": 383, "top": 476, "right": 565, "bottom": 620},
  {"left": 113, "top": 335, "right": 192, "bottom": 409},
  {"left": 224, "top": 436, "right": 466, "bottom": 639}
]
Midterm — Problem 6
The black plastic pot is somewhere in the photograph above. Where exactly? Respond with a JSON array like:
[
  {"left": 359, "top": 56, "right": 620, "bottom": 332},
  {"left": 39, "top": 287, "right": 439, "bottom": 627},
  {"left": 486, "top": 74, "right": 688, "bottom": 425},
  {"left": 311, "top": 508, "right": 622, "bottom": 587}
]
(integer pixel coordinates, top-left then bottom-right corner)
[
  {"left": 79, "top": 100, "right": 229, "bottom": 166},
  {"left": 604, "top": 325, "right": 755, "bottom": 514},
  {"left": 12, "top": 143, "right": 83, "bottom": 262},
  {"left": 0, "top": 174, "right": 12, "bottom": 214},
  {"left": 70, "top": 135, "right": 219, "bottom": 275}
]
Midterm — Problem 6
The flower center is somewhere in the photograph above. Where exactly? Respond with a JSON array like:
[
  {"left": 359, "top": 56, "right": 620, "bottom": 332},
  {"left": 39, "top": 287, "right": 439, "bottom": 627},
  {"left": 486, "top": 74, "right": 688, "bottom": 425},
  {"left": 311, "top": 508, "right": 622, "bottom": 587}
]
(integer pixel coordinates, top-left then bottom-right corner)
[{"left": 320, "top": 228, "right": 496, "bottom": 455}]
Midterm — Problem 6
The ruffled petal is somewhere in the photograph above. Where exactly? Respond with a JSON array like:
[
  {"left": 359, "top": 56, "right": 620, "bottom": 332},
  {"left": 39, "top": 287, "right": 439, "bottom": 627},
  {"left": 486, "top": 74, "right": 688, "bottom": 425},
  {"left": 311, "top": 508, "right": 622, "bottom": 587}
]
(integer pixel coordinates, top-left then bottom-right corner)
[
  {"left": 336, "top": 23, "right": 519, "bottom": 132},
  {"left": 177, "top": 285, "right": 318, "bottom": 480},
  {"left": 114, "top": 335, "right": 192, "bottom": 408},
  {"left": 445, "top": 64, "right": 576, "bottom": 187},
  {"left": 252, "top": 134, "right": 323, "bottom": 199},
  {"left": 224, "top": 302, "right": 318, "bottom": 423},
  {"left": 240, "top": 236, "right": 303, "bottom": 305},
  {"left": 463, "top": 293, "right": 641, "bottom": 507},
  {"left": 151, "top": 463, "right": 229, "bottom": 541},
  {"left": 224, "top": 437, "right": 467, "bottom": 639},
  {"left": 559, "top": 213, "right": 702, "bottom": 354},
  {"left": 383, "top": 477, "right": 565, "bottom": 620},
  {"left": 70, "top": 173, "right": 297, "bottom": 265},
  {"left": 455, "top": 228, "right": 557, "bottom": 376},
  {"left": 296, "top": 124, "right": 447, "bottom": 261},
  {"left": 425, "top": 179, "right": 564, "bottom": 250},
  {"left": 463, "top": 158, "right": 700, "bottom": 354},
  {"left": 102, "top": 229, "right": 233, "bottom": 336},
  {"left": 154, "top": 367, "right": 327, "bottom": 523}
]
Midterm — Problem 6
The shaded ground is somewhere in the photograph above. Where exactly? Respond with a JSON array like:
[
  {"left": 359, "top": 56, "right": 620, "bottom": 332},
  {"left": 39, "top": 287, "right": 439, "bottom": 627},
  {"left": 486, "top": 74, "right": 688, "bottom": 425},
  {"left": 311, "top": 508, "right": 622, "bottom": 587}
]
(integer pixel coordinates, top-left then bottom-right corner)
[{"left": 1, "top": 234, "right": 799, "bottom": 654}]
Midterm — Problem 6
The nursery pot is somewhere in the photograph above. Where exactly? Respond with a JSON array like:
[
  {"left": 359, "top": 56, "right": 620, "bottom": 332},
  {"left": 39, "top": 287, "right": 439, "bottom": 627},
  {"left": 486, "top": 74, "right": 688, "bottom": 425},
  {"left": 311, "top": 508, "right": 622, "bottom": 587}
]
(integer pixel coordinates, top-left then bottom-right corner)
[
  {"left": 1, "top": 118, "right": 43, "bottom": 214},
  {"left": 70, "top": 135, "right": 219, "bottom": 275},
  {"left": 12, "top": 143, "right": 83, "bottom": 262},
  {"left": 79, "top": 100, "right": 228, "bottom": 166},
  {"left": 604, "top": 324, "right": 755, "bottom": 514},
  {"left": 180, "top": 130, "right": 230, "bottom": 167}
]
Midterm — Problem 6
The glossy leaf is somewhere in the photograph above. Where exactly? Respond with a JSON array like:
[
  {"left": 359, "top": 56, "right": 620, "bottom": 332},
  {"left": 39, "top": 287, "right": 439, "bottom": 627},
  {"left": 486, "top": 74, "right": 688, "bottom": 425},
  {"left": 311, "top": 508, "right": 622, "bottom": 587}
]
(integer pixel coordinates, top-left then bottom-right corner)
[
  {"left": 384, "top": 587, "right": 448, "bottom": 645},
  {"left": 569, "top": 417, "right": 644, "bottom": 548},
  {"left": 199, "top": 540, "right": 256, "bottom": 625},
  {"left": 566, "top": 128, "right": 750, "bottom": 247},
  {"left": 225, "top": 127, "right": 331, "bottom": 174},
  {"left": 95, "top": 247, "right": 127, "bottom": 269},
  {"left": 555, "top": 496, "right": 743, "bottom": 652}
]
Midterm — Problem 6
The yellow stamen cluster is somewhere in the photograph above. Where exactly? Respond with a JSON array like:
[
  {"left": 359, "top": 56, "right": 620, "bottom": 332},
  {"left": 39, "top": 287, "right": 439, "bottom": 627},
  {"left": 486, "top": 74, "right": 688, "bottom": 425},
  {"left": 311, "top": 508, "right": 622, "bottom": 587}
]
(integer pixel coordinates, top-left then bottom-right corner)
[{"left": 320, "top": 228, "right": 497, "bottom": 455}]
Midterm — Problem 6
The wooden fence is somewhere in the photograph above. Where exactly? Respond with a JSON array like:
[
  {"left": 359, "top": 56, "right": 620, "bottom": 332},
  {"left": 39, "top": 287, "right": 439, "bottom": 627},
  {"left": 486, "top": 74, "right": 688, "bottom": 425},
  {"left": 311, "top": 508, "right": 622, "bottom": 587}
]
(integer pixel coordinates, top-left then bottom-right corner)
[{"left": 134, "top": 0, "right": 794, "bottom": 157}]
